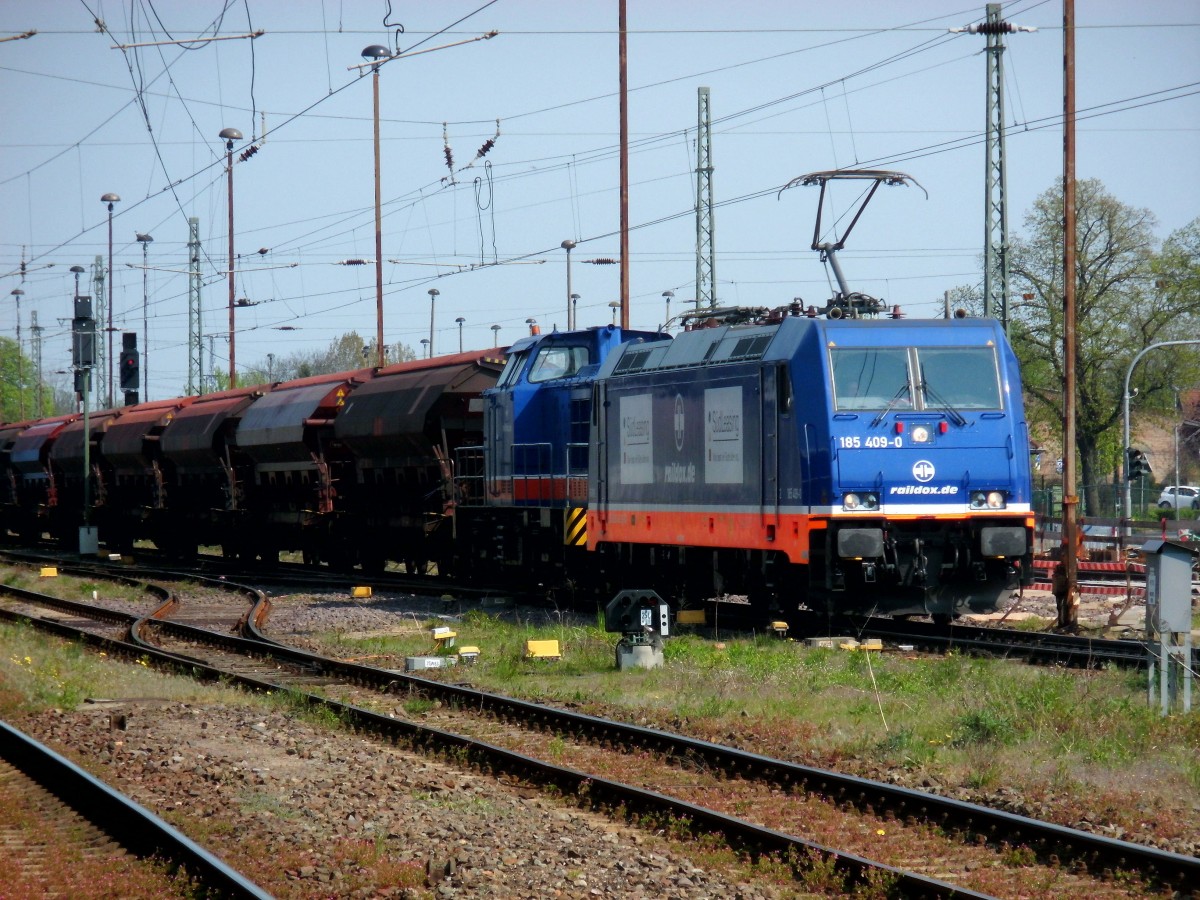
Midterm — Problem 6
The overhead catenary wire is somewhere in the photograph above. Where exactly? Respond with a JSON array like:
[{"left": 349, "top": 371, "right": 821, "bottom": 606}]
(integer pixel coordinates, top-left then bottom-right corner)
[{"left": 3, "top": 4, "right": 1195, "bottom": 375}]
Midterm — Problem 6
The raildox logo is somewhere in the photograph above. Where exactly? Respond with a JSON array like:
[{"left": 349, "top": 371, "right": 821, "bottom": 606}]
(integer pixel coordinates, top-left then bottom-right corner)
[
  {"left": 912, "top": 460, "right": 935, "bottom": 483},
  {"left": 674, "top": 394, "right": 685, "bottom": 451}
]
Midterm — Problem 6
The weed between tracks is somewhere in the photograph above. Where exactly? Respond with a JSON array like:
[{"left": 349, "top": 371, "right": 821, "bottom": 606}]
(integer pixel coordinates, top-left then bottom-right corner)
[{"left": 321, "top": 609, "right": 1200, "bottom": 846}]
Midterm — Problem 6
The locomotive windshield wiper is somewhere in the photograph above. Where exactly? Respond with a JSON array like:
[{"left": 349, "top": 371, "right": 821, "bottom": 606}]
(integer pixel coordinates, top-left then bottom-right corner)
[
  {"left": 920, "top": 366, "right": 967, "bottom": 426},
  {"left": 870, "top": 382, "right": 911, "bottom": 427}
]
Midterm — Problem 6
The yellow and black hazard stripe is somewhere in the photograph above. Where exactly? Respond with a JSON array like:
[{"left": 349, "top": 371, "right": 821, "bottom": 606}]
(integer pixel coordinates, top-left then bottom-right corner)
[{"left": 565, "top": 506, "right": 587, "bottom": 546}]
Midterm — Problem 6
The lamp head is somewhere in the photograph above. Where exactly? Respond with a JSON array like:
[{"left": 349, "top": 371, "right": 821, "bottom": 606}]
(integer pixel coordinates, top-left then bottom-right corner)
[
  {"left": 70, "top": 265, "right": 85, "bottom": 274},
  {"left": 428, "top": 288, "right": 440, "bottom": 298},
  {"left": 219, "top": 127, "right": 242, "bottom": 149},
  {"left": 362, "top": 44, "right": 390, "bottom": 62},
  {"left": 101, "top": 192, "right": 120, "bottom": 211},
  {"left": 136, "top": 232, "right": 153, "bottom": 243},
  {"left": 561, "top": 239, "right": 576, "bottom": 251}
]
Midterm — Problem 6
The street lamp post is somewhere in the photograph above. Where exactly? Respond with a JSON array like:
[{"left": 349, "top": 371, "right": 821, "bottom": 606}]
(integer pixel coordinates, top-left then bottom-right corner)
[
  {"left": 662, "top": 290, "right": 674, "bottom": 329},
  {"left": 428, "top": 288, "right": 439, "bottom": 357},
  {"left": 608, "top": 301, "right": 621, "bottom": 325},
  {"left": 1122, "top": 339, "right": 1200, "bottom": 528},
  {"left": 101, "top": 192, "right": 120, "bottom": 406},
  {"left": 10, "top": 288, "right": 23, "bottom": 418},
  {"left": 219, "top": 128, "right": 242, "bottom": 388},
  {"left": 570, "top": 293, "right": 580, "bottom": 329},
  {"left": 491, "top": 324, "right": 500, "bottom": 346},
  {"left": 420, "top": 338, "right": 430, "bottom": 358},
  {"left": 525, "top": 317, "right": 538, "bottom": 336},
  {"left": 561, "top": 239, "right": 576, "bottom": 330},
  {"left": 455, "top": 316, "right": 465, "bottom": 353},
  {"left": 136, "top": 232, "right": 152, "bottom": 399},
  {"left": 363, "top": 44, "right": 390, "bottom": 368}
]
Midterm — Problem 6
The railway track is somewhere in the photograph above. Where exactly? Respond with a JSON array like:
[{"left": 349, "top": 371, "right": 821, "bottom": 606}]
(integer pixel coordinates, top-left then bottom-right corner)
[
  {"left": 785, "top": 610, "right": 1200, "bottom": 671},
  {"left": 12, "top": 543, "right": 1196, "bottom": 674},
  {"left": 0, "top": 719, "right": 269, "bottom": 898},
  {"left": 2, "top": 561, "right": 1196, "bottom": 897}
]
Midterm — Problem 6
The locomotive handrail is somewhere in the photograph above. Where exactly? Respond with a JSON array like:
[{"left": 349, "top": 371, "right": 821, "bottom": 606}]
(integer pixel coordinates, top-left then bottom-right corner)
[{"left": 452, "top": 444, "right": 486, "bottom": 508}]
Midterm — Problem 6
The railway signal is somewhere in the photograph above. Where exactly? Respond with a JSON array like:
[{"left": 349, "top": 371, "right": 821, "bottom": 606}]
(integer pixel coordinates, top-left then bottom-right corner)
[
  {"left": 1126, "top": 448, "right": 1152, "bottom": 480},
  {"left": 120, "top": 332, "right": 140, "bottom": 404}
]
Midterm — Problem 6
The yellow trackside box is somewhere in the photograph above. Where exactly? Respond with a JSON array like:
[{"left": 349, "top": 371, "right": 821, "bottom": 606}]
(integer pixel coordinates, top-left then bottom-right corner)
[
  {"left": 457, "top": 646, "right": 480, "bottom": 664},
  {"left": 40, "top": 567, "right": 58, "bottom": 578},
  {"left": 676, "top": 609, "right": 706, "bottom": 626},
  {"left": 524, "top": 639, "right": 562, "bottom": 660},
  {"left": 351, "top": 586, "right": 372, "bottom": 598}
]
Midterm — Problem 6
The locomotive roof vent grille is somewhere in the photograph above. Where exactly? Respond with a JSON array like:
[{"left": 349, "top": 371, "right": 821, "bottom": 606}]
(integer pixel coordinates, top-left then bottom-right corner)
[
  {"left": 728, "top": 334, "right": 772, "bottom": 360},
  {"left": 613, "top": 347, "right": 654, "bottom": 373}
]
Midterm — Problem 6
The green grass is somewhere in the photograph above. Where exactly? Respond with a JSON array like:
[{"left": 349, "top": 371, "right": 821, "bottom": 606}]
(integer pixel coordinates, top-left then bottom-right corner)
[
  {"left": 312, "top": 610, "right": 1200, "bottom": 817},
  {"left": 0, "top": 621, "right": 252, "bottom": 717}
]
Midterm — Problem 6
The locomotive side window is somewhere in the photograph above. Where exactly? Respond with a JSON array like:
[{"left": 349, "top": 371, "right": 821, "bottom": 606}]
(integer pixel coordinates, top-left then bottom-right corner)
[
  {"left": 497, "top": 350, "right": 529, "bottom": 387},
  {"left": 830, "top": 348, "right": 912, "bottom": 411},
  {"left": 528, "top": 345, "right": 590, "bottom": 383},
  {"left": 916, "top": 348, "right": 1002, "bottom": 410}
]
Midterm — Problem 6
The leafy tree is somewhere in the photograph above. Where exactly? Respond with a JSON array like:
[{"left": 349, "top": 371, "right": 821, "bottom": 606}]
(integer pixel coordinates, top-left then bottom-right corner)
[
  {"left": 0, "top": 336, "right": 57, "bottom": 422},
  {"left": 1008, "top": 180, "right": 1200, "bottom": 515},
  {"left": 243, "top": 331, "right": 418, "bottom": 386}
]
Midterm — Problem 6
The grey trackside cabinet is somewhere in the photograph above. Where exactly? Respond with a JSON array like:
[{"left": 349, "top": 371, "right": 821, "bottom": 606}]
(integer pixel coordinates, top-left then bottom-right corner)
[{"left": 1142, "top": 539, "right": 1196, "bottom": 714}]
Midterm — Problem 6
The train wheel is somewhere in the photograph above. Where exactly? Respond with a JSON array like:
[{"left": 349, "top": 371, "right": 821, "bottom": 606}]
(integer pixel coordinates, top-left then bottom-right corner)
[
  {"left": 360, "top": 552, "right": 386, "bottom": 575},
  {"left": 324, "top": 546, "right": 356, "bottom": 573}
]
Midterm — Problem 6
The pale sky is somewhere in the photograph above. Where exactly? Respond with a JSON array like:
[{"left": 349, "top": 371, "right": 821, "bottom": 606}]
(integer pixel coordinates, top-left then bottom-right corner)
[{"left": 1, "top": 1, "right": 1197, "bottom": 401}]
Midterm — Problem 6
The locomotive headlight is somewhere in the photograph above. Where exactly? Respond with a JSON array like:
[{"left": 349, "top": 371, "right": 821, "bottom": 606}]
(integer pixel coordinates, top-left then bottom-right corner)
[
  {"left": 842, "top": 492, "right": 879, "bottom": 511},
  {"left": 910, "top": 425, "right": 931, "bottom": 443},
  {"left": 970, "top": 490, "right": 1007, "bottom": 510}
]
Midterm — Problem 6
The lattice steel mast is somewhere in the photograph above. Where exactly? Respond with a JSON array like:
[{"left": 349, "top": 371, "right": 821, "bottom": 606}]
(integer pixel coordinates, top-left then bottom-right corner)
[
  {"left": 695, "top": 87, "right": 716, "bottom": 310},
  {"left": 955, "top": 4, "right": 1035, "bottom": 332},
  {"left": 188, "top": 217, "right": 203, "bottom": 395},
  {"left": 91, "top": 255, "right": 107, "bottom": 405}
]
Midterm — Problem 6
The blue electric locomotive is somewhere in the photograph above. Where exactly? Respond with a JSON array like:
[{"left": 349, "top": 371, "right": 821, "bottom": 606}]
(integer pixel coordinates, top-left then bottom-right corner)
[
  {"left": 459, "top": 301, "right": 1033, "bottom": 620},
  {"left": 588, "top": 305, "right": 1034, "bottom": 619}
]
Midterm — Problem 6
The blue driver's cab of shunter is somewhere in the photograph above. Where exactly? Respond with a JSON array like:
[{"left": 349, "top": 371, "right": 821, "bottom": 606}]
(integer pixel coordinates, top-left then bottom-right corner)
[{"left": 482, "top": 324, "right": 669, "bottom": 507}]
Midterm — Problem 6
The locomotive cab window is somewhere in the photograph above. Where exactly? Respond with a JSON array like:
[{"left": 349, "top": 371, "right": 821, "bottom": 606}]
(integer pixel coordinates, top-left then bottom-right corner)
[
  {"left": 528, "top": 345, "right": 590, "bottom": 383},
  {"left": 916, "top": 347, "right": 1002, "bottom": 410},
  {"left": 830, "top": 346, "right": 1002, "bottom": 412},
  {"left": 831, "top": 348, "right": 912, "bottom": 411}
]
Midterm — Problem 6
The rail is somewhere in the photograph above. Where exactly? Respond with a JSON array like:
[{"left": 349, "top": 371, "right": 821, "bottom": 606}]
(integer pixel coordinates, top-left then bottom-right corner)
[{"left": 0, "top": 719, "right": 271, "bottom": 898}]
